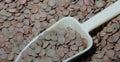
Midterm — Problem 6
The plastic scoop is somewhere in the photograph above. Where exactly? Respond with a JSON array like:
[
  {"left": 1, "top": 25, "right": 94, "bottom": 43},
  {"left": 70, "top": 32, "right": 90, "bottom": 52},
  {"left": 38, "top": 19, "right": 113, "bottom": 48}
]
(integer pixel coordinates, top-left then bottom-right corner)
[{"left": 15, "top": 1, "right": 120, "bottom": 62}]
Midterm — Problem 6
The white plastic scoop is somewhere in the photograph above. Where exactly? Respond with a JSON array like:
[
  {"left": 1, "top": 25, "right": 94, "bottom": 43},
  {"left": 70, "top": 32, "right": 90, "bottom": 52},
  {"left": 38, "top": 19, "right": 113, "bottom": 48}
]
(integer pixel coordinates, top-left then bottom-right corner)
[{"left": 15, "top": 1, "right": 120, "bottom": 62}]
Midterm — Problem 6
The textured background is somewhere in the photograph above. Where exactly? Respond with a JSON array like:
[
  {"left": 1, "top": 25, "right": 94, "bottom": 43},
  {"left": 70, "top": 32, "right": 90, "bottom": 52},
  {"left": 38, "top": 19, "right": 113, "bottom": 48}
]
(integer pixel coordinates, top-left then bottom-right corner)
[{"left": 0, "top": 0, "right": 120, "bottom": 62}]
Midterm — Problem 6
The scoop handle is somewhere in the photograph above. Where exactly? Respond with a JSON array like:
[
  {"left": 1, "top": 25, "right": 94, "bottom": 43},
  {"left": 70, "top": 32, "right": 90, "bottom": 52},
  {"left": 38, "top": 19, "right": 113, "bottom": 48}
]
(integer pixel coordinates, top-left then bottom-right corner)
[{"left": 82, "top": 1, "right": 120, "bottom": 32}]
